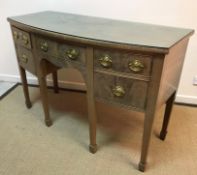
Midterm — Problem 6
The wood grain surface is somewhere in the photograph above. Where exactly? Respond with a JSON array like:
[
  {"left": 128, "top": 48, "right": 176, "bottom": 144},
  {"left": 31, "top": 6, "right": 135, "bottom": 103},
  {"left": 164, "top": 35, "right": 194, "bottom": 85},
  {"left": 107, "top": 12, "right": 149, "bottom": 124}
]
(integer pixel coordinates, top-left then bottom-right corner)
[{"left": 8, "top": 11, "right": 193, "bottom": 49}]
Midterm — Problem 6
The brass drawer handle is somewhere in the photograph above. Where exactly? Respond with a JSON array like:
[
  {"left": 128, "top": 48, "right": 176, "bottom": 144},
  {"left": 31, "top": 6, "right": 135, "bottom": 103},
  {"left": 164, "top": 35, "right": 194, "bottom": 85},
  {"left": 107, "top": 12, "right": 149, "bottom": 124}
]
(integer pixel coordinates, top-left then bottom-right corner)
[
  {"left": 22, "top": 35, "right": 29, "bottom": 45},
  {"left": 13, "top": 31, "right": 19, "bottom": 39},
  {"left": 20, "top": 54, "right": 28, "bottom": 63},
  {"left": 99, "top": 54, "right": 112, "bottom": 68},
  {"left": 128, "top": 59, "right": 144, "bottom": 73},
  {"left": 40, "top": 42, "right": 49, "bottom": 52},
  {"left": 129, "top": 59, "right": 144, "bottom": 73},
  {"left": 66, "top": 48, "right": 79, "bottom": 60},
  {"left": 112, "top": 86, "right": 125, "bottom": 97}
]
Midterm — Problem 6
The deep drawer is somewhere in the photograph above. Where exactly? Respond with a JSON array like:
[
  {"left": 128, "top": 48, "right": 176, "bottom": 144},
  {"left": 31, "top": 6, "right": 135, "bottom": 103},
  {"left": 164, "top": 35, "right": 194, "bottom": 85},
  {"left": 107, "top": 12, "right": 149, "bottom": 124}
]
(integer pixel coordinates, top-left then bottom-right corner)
[
  {"left": 94, "top": 49, "right": 152, "bottom": 77},
  {"left": 11, "top": 27, "right": 31, "bottom": 49},
  {"left": 94, "top": 72, "right": 148, "bottom": 110},
  {"left": 16, "top": 46, "right": 36, "bottom": 75}
]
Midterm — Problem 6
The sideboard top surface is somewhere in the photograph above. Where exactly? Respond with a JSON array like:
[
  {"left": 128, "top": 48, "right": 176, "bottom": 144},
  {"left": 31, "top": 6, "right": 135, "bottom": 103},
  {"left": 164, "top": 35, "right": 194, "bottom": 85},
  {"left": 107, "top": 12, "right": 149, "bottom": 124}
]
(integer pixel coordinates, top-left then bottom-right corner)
[{"left": 8, "top": 11, "right": 194, "bottom": 51}]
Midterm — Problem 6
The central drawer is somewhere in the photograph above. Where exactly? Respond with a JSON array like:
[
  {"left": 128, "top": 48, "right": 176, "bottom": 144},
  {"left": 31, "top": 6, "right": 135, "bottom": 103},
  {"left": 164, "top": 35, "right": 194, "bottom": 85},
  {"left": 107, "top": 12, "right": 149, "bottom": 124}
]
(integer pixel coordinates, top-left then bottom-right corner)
[
  {"left": 35, "top": 35, "right": 86, "bottom": 67},
  {"left": 94, "top": 72, "right": 148, "bottom": 111}
]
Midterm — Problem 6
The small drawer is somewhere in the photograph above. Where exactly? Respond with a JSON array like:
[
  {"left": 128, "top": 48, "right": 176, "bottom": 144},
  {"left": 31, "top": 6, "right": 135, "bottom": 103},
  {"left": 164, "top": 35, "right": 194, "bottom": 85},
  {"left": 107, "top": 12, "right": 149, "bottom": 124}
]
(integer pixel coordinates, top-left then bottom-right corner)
[
  {"left": 94, "top": 49, "right": 152, "bottom": 76},
  {"left": 35, "top": 35, "right": 86, "bottom": 65},
  {"left": 11, "top": 27, "right": 31, "bottom": 49},
  {"left": 16, "top": 46, "right": 36, "bottom": 75},
  {"left": 94, "top": 72, "right": 148, "bottom": 110}
]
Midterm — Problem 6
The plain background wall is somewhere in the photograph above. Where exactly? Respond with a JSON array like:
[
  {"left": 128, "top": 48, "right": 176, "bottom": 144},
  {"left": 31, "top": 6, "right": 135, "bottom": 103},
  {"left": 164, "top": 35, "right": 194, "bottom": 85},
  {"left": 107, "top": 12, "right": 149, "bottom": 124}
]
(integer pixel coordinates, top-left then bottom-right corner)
[{"left": 0, "top": 0, "right": 197, "bottom": 104}]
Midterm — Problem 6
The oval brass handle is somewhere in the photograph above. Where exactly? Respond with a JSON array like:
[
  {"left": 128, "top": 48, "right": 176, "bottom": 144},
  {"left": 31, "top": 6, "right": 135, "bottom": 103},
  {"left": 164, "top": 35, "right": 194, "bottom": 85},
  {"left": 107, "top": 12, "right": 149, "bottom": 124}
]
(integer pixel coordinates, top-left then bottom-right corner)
[
  {"left": 20, "top": 54, "right": 28, "bottom": 63},
  {"left": 99, "top": 54, "right": 112, "bottom": 68},
  {"left": 40, "top": 42, "right": 49, "bottom": 52},
  {"left": 22, "top": 35, "right": 29, "bottom": 45},
  {"left": 66, "top": 48, "right": 79, "bottom": 60},
  {"left": 128, "top": 59, "right": 144, "bottom": 73},
  {"left": 13, "top": 31, "right": 19, "bottom": 40},
  {"left": 112, "top": 86, "right": 125, "bottom": 97}
]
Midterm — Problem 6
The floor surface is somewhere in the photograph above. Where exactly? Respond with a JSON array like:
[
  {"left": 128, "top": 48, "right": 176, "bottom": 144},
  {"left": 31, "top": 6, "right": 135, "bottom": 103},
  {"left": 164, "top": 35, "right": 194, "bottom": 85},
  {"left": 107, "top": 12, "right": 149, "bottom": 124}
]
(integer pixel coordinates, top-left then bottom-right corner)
[{"left": 0, "top": 86, "right": 197, "bottom": 175}]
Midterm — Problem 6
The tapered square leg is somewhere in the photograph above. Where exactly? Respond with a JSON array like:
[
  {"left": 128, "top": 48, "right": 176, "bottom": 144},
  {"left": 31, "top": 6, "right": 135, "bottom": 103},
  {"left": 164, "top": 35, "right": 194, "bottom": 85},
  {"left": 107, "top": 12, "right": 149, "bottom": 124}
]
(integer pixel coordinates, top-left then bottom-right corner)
[
  {"left": 138, "top": 57, "right": 164, "bottom": 172},
  {"left": 160, "top": 92, "right": 176, "bottom": 140},
  {"left": 37, "top": 60, "right": 53, "bottom": 127},
  {"left": 38, "top": 75, "right": 52, "bottom": 127},
  {"left": 139, "top": 108, "right": 156, "bottom": 172},
  {"left": 87, "top": 97, "right": 97, "bottom": 154},
  {"left": 19, "top": 66, "right": 32, "bottom": 109},
  {"left": 86, "top": 47, "right": 97, "bottom": 154}
]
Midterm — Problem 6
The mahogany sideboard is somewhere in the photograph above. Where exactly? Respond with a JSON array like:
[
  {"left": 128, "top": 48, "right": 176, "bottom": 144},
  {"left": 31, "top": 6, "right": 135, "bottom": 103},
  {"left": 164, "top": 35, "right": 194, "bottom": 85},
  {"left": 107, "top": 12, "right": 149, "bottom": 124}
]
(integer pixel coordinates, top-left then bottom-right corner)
[{"left": 7, "top": 11, "right": 194, "bottom": 171}]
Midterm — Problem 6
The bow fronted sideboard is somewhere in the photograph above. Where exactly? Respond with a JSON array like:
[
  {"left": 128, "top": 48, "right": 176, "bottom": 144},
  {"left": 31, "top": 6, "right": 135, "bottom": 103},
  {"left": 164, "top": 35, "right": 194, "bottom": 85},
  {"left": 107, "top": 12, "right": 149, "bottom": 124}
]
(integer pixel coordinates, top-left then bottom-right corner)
[{"left": 7, "top": 11, "right": 194, "bottom": 171}]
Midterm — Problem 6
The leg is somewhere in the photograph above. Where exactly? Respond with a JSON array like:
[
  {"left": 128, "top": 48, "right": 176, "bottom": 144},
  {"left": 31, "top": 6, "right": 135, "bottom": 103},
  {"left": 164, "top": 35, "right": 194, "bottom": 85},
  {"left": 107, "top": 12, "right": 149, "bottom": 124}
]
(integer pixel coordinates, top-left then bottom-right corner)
[
  {"left": 160, "top": 92, "right": 176, "bottom": 140},
  {"left": 87, "top": 92, "right": 97, "bottom": 153},
  {"left": 86, "top": 47, "right": 97, "bottom": 153},
  {"left": 138, "top": 109, "right": 156, "bottom": 172},
  {"left": 19, "top": 66, "right": 32, "bottom": 108},
  {"left": 38, "top": 74, "right": 52, "bottom": 127},
  {"left": 52, "top": 71, "right": 59, "bottom": 93},
  {"left": 138, "top": 55, "right": 164, "bottom": 171}
]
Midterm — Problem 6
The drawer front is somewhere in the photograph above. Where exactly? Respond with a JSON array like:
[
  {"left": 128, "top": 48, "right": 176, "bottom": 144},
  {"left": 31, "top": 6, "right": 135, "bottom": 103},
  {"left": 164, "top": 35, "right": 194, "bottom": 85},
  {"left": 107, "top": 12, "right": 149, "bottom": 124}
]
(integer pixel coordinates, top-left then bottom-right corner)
[
  {"left": 16, "top": 46, "right": 36, "bottom": 75},
  {"left": 11, "top": 27, "right": 31, "bottom": 49},
  {"left": 35, "top": 35, "right": 86, "bottom": 65},
  {"left": 94, "top": 49, "right": 152, "bottom": 76},
  {"left": 94, "top": 72, "right": 148, "bottom": 110}
]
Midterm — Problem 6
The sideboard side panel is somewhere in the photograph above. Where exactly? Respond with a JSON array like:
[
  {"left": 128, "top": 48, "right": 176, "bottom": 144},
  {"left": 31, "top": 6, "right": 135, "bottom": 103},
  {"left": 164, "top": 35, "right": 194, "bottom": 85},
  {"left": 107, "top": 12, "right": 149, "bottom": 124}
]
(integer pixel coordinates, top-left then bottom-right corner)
[{"left": 157, "top": 37, "right": 190, "bottom": 107}]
